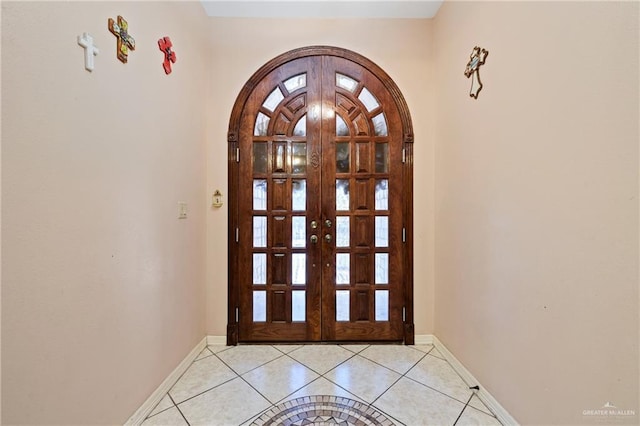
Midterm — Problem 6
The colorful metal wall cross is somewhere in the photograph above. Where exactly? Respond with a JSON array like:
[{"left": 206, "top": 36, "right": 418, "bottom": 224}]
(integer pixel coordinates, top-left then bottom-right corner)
[
  {"left": 158, "top": 37, "right": 177, "bottom": 75},
  {"left": 108, "top": 15, "right": 136, "bottom": 63}
]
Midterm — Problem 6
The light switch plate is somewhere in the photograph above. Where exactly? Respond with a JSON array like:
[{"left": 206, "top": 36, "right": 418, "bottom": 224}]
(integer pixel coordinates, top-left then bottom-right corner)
[{"left": 178, "top": 202, "right": 187, "bottom": 219}]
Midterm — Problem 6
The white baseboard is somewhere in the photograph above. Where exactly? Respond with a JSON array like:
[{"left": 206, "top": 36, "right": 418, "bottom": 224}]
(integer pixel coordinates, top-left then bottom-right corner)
[
  {"left": 207, "top": 335, "right": 226, "bottom": 345},
  {"left": 414, "top": 334, "right": 434, "bottom": 345},
  {"left": 125, "top": 337, "right": 207, "bottom": 425},
  {"left": 432, "top": 336, "right": 519, "bottom": 425}
]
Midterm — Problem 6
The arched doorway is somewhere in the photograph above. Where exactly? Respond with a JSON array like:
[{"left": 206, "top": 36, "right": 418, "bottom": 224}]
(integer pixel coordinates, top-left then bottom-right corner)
[{"left": 227, "top": 46, "right": 414, "bottom": 344}]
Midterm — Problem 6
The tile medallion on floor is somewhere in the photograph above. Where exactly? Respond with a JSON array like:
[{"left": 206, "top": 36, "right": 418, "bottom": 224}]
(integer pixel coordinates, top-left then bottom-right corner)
[
  {"left": 324, "top": 355, "right": 401, "bottom": 403},
  {"left": 141, "top": 406, "right": 187, "bottom": 426},
  {"left": 359, "top": 345, "right": 425, "bottom": 374},
  {"left": 456, "top": 405, "right": 503, "bottom": 425},
  {"left": 178, "top": 377, "right": 271, "bottom": 425},
  {"left": 373, "top": 377, "right": 466, "bottom": 426},
  {"left": 169, "top": 354, "right": 237, "bottom": 403},
  {"left": 216, "top": 345, "right": 283, "bottom": 375},
  {"left": 242, "top": 355, "right": 319, "bottom": 403},
  {"left": 405, "top": 353, "right": 474, "bottom": 404},
  {"left": 287, "top": 344, "right": 355, "bottom": 374},
  {"left": 147, "top": 394, "right": 174, "bottom": 418}
]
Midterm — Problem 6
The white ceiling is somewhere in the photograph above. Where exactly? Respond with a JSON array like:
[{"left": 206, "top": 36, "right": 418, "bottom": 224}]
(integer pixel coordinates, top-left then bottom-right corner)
[{"left": 200, "top": 0, "right": 443, "bottom": 19}]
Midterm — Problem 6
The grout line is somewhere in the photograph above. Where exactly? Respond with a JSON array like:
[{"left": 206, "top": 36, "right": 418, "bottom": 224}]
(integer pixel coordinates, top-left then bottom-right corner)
[
  {"left": 369, "top": 350, "right": 427, "bottom": 406},
  {"left": 143, "top": 395, "right": 174, "bottom": 420},
  {"left": 169, "top": 394, "right": 191, "bottom": 426},
  {"left": 171, "top": 376, "right": 239, "bottom": 406},
  {"left": 402, "top": 374, "right": 477, "bottom": 408},
  {"left": 218, "top": 348, "right": 287, "bottom": 376},
  {"left": 210, "top": 350, "right": 276, "bottom": 423},
  {"left": 452, "top": 393, "right": 475, "bottom": 426}
]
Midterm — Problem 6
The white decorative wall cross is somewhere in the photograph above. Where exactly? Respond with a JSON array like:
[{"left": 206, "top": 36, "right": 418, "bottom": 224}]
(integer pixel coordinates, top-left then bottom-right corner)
[{"left": 77, "top": 32, "right": 99, "bottom": 72}]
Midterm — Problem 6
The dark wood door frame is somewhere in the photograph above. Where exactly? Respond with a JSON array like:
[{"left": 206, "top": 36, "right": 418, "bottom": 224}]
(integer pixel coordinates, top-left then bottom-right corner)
[{"left": 227, "top": 46, "right": 414, "bottom": 345}]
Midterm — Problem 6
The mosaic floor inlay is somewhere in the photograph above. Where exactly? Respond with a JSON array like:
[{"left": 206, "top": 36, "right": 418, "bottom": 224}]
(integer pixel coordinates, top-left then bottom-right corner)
[{"left": 251, "top": 395, "right": 395, "bottom": 426}]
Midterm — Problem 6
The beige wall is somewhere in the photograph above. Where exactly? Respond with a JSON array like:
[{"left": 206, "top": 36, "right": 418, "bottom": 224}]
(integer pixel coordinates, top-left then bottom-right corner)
[
  {"left": 205, "top": 18, "right": 436, "bottom": 336},
  {"left": 433, "top": 1, "right": 639, "bottom": 424},
  {"left": 1, "top": 2, "right": 210, "bottom": 424}
]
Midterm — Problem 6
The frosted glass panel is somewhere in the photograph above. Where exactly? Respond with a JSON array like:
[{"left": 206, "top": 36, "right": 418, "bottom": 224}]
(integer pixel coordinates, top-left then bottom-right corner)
[
  {"left": 358, "top": 87, "right": 379, "bottom": 112},
  {"left": 254, "top": 112, "right": 269, "bottom": 136},
  {"left": 292, "top": 143, "right": 307, "bottom": 173},
  {"left": 336, "top": 73, "right": 358, "bottom": 92},
  {"left": 292, "top": 180, "right": 306, "bottom": 211},
  {"left": 284, "top": 73, "right": 306, "bottom": 92},
  {"left": 253, "top": 143, "right": 267, "bottom": 174},
  {"left": 292, "top": 253, "right": 306, "bottom": 285},
  {"left": 372, "top": 113, "right": 388, "bottom": 136},
  {"left": 375, "top": 179, "right": 389, "bottom": 210},
  {"left": 336, "top": 179, "right": 350, "bottom": 211},
  {"left": 336, "top": 216, "right": 350, "bottom": 247},
  {"left": 375, "top": 253, "right": 389, "bottom": 284},
  {"left": 336, "top": 115, "right": 349, "bottom": 136},
  {"left": 253, "top": 253, "right": 266, "bottom": 284},
  {"left": 292, "top": 216, "right": 306, "bottom": 248},
  {"left": 375, "top": 143, "right": 389, "bottom": 173},
  {"left": 253, "top": 291, "right": 266, "bottom": 322},
  {"left": 292, "top": 291, "right": 306, "bottom": 321},
  {"left": 336, "top": 253, "right": 350, "bottom": 284},
  {"left": 375, "top": 216, "right": 389, "bottom": 247},
  {"left": 253, "top": 179, "right": 267, "bottom": 210},
  {"left": 263, "top": 87, "right": 284, "bottom": 112},
  {"left": 336, "top": 290, "right": 350, "bottom": 321},
  {"left": 336, "top": 142, "right": 350, "bottom": 173},
  {"left": 253, "top": 216, "right": 267, "bottom": 247},
  {"left": 293, "top": 115, "right": 307, "bottom": 137},
  {"left": 375, "top": 290, "right": 389, "bottom": 321}
]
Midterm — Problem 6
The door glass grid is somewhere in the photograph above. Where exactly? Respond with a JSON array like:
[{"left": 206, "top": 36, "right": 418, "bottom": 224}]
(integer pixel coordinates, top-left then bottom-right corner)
[
  {"left": 332, "top": 78, "right": 392, "bottom": 324},
  {"left": 250, "top": 78, "right": 310, "bottom": 325}
]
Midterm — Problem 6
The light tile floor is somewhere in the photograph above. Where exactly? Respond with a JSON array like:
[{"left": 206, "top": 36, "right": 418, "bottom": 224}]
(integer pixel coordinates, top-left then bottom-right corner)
[{"left": 142, "top": 344, "right": 503, "bottom": 426}]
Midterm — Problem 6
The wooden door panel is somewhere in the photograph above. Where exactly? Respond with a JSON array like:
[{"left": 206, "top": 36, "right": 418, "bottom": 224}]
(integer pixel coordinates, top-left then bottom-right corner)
[
  {"left": 320, "top": 56, "right": 404, "bottom": 341},
  {"left": 237, "top": 57, "right": 322, "bottom": 342}
]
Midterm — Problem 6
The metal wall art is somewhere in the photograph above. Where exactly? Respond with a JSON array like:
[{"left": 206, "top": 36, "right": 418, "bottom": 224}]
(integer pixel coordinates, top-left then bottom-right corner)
[
  {"left": 108, "top": 15, "right": 136, "bottom": 63},
  {"left": 464, "top": 46, "right": 489, "bottom": 99},
  {"left": 158, "top": 37, "right": 177, "bottom": 75}
]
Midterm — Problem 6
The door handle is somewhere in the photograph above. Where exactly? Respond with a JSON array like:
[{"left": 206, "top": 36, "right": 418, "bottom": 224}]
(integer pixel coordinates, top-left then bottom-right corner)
[
  {"left": 310, "top": 220, "right": 318, "bottom": 229},
  {"left": 310, "top": 235, "right": 318, "bottom": 244},
  {"left": 325, "top": 219, "right": 332, "bottom": 228},
  {"left": 325, "top": 234, "right": 332, "bottom": 243}
]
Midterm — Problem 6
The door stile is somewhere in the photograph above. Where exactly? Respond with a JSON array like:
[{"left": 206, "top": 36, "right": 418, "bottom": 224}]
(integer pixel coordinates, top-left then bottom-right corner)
[
  {"left": 304, "top": 60, "right": 323, "bottom": 341},
  {"left": 227, "top": 133, "right": 240, "bottom": 346}
]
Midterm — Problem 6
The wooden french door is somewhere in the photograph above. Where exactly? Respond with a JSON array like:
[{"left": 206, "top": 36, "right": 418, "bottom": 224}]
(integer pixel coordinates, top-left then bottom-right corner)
[{"left": 227, "top": 47, "right": 414, "bottom": 344}]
